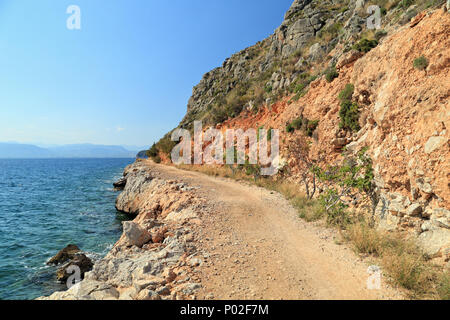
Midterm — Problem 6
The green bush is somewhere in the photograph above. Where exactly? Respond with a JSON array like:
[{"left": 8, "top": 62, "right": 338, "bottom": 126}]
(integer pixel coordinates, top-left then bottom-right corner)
[
  {"left": 338, "top": 84, "right": 355, "bottom": 101},
  {"left": 267, "top": 127, "right": 273, "bottom": 141},
  {"left": 157, "top": 135, "right": 177, "bottom": 154},
  {"left": 294, "top": 83, "right": 306, "bottom": 94},
  {"left": 338, "top": 84, "right": 360, "bottom": 132},
  {"left": 146, "top": 143, "right": 158, "bottom": 158},
  {"left": 353, "top": 39, "right": 379, "bottom": 53},
  {"left": 210, "top": 105, "right": 228, "bottom": 124},
  {"left": 413, "top": 56, "right": 429, "bottom": 70},
  {"left": 291, "top": 117, "right": 304, "bottom": 130},
  {"left": 286, "top": 116, "right": 319, "bottom": 137},
  {"left": 325, "top": 66, "right": 339, "bottom": 83},
  {"left": 153, "top": 155, "right": 162, "bottom": 163},
  {"left": 375, "top": 30, "right": 388, "bottom": 41},
  {"left": 305, "top": 120, "right": 319, "bottom": 137},
  {"left": 286, "top": 123, "right": 294, "bottom": 133},
  {"left": 399, "top": 0, "right": 413, "bottom": 9},
  {"left": 146, "top": 143, "right": 164, "bottom": 163},
  {"left": 339, "top": 101, "right": 361, "bottom": 132}
]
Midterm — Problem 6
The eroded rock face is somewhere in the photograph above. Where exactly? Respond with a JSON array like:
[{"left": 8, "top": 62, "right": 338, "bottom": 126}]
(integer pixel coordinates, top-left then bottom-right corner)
[
  {"left": 40, "top": 162, "right": 206, "bottom": 300},
  {"left": 202, "top": 8, "right": 450, "bottom": 263},
  {"left": 113, "top": 177, "right": 127, "bottom": 191}
]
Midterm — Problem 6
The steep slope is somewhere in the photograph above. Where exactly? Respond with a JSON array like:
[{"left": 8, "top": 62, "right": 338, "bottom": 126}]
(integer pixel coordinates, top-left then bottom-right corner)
[
  {"left": 217, "top": 8, "right": 450, "bottom": 261},
  {"left": 150, "top": 1, "right": 449, "bottom": 265}
]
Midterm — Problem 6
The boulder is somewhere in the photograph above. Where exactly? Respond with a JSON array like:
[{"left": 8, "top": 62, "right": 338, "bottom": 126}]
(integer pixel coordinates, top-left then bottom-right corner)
[
  {"left": 418, "top": 228, "right": 450, "bottom": 257},
  {"left": 416, "top": 178, "right": 433, "bottom": 194},
  {"left": 407, "top": 203, "right": 422, "bottom": 217},
  {"left": 47, "top": 244, "right": 80, "bottom": 265},
  {"left": 56, "top": 253, "right": 93, "bottom": 282},
  {"left": 135, "top": 289, "right": 161, "bottom": 300},
  {"left": 424, "top": 136, "right": 446, "bottom": 154},
  {"left": 122, "top": 221, "right": 151, "bottom": 247}
]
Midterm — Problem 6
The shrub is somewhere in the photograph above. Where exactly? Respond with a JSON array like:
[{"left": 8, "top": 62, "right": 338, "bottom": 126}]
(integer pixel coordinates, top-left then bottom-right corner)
[
  {"left": 291, "top": 117, "right": 303, "bottom": 130},
  {"left": 152, "top": 155, "right": 162, "bottom": 163},
  {"left": 375, "top": 30, "right": 387, "bottom": 41},
  {"left": 286, "top": 116, "right": 319, "bottom": 137},
  {"left": 413, "top": 56, "right": 429, "bottom": 70},
  {"left": 325, "top": 66, "right": 339, "bottom": 83},
  {"left": 211, "top": 105, "right": 228, "bottom": 124},
  {"left": 353, "top": 39, "right": 378, "bottom": 53},
  {"left": 318, "top": 23, "right": 343, "bottom": 42},
  {"left": 146, "top": 143, "right": 158, "bottom": 158},
  {"left": 295, "top": 197, "right": 325, "bottom": 222},
  {"left": 157, "top": 135, "right": 177, "bottom": 154},
  {"left": 398, "top": 0, "right": 413, "bottom": 9},
  {"left": 286, "top": 123, "right": 294, "bottom": 133},
  {"left": 338, "top": 84, "right": 355, "bottom": 101},
  {"left": 294, "top": 83, "right": 306, "bottom": 94},
  {"left": 339, "top": 101, "right": 361, "bottom": 132},
  {"left": 338, "top": 84, "right": 360, "bottom": 132},
  {"left": 305, "top": 120, "right": 319, "bottom": 137}
]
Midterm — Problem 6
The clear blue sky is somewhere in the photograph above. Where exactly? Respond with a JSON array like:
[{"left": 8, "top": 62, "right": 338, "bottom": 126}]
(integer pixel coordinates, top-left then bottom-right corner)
[{"left": 0, "top": 0, "right": 293, "bottom": 147}]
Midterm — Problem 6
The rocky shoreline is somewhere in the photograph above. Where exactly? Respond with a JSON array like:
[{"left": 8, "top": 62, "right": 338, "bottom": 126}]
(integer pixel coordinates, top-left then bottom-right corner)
[{"left": 39, "top": 160, "right": 208, "bottom": 300}]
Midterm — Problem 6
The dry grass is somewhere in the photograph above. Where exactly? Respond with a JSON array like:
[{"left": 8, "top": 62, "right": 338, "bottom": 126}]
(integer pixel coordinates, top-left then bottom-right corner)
[
  {"left": 177, "top": 164, "right": 449, "bottom": 299},
  {"left": 345, "top": 223, "right": 449, "bottom": 299},
  {"left": 346, "top": 223, "right": 384, "bottom": 256}
]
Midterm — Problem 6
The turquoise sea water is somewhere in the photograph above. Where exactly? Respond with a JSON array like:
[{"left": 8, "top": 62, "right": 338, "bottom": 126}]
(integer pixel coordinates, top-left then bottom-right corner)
[{"left": 0, "top": 158, "right": 134, "bottom": 300}]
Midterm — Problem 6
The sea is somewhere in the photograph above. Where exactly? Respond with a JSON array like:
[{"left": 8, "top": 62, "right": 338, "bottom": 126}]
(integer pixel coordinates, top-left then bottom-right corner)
[{"left": 0, "top": 158, "right": 134, "bottom": 300}]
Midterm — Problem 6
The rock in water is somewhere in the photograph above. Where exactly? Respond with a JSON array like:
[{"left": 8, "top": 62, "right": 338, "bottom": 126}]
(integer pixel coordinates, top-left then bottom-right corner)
[
  {"left": 47, "top": 244, "right": 80, "bottom": 265},
  {"left": 56, "top": 253, "right": 94, "bottom": 282}
]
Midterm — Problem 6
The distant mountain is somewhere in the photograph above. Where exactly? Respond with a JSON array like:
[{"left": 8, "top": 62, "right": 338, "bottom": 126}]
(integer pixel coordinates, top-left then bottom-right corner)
[
  {"left": 121, "top": 145, "right": 149, "bottom": 152},
  {"left": 0, "top": 143, "right": 54, "bottom": 158},
  {"left": 0, "top": 143, "right": 136, "bottom": 159}
]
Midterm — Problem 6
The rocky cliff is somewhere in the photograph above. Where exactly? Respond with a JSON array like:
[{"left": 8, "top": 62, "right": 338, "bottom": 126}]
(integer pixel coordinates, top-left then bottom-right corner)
[{"left": 151, "top": 0, "right": 449, "bottom": 264}]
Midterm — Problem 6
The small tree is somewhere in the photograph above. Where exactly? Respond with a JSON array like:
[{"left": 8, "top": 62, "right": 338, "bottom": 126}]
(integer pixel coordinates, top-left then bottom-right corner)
[
  {"left": 316, "top": 148, "right": 376, "bottom": 226},
  {"left": 288, "top": 137, "right": 322, "bottom": 200}
]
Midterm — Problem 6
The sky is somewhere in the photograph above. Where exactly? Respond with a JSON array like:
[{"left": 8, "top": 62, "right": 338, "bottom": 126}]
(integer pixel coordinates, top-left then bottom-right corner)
[{"left": 0, "top": 0, "right": 293, "bottom": 147}]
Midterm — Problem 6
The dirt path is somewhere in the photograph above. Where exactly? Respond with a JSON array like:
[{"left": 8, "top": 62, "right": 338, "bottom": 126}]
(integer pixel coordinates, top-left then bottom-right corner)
[{"left": 147, "top": 161, "right": 404, "bottom": 300}]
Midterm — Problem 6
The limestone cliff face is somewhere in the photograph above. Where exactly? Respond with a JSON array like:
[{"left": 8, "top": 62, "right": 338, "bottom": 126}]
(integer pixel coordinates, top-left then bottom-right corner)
[
  {"left": 181, "top": 0, "right": 348, "bottom": 127},
  {"left": 154, "top": 1, "right": 449, "bottom": 262},
  {"left": 179, "top": 0, "right": 436, "bottom": 128}
]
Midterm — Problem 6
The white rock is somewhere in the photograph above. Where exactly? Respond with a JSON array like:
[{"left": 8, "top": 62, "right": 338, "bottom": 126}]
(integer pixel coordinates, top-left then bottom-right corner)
[
  {"left": 424, "top": 136, "right": 446, "bottom": 154},
  {"left": 122, "top": 221, "right": 151, "bottom": 247}
]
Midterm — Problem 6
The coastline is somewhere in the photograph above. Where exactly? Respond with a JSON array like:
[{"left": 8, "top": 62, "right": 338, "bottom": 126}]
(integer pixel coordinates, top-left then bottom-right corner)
[
  {"left": 39, "top": 160, "right": 206, "bottom": 300},
  {"left": 40, "top": 159, "right": 406, "bottom": 300}
]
